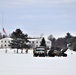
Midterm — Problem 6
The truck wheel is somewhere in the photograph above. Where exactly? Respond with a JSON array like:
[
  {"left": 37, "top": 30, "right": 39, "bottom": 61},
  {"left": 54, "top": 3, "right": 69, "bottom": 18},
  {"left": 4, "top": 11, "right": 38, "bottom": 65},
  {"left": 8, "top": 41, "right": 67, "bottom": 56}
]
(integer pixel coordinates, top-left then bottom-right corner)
[
  {"left": 33, "top": 54, "right": 38, "bottom": 57},
  {"left": 63, "top": 53, "right": 67, "bottom": 57}
]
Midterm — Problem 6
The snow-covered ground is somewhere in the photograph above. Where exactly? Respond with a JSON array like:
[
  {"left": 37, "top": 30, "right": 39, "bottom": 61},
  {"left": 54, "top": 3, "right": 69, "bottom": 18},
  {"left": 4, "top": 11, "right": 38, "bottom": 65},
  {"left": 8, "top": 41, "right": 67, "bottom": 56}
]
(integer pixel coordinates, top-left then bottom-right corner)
[{"left": 0, "top": 49, "right": 76, "bottom": 75}]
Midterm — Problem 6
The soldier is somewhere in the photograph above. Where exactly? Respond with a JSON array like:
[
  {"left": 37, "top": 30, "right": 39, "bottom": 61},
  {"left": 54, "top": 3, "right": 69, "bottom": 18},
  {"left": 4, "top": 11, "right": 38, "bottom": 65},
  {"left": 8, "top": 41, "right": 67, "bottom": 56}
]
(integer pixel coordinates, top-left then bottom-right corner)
[{"left": 26, "top": 48, "right": 28, "bottom": 54}]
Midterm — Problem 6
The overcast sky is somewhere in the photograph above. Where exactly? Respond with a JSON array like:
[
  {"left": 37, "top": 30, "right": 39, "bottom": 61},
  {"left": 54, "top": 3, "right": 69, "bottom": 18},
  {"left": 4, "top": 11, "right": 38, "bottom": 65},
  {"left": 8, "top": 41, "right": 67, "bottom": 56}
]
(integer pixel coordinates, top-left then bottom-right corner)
[{"left": 0, "top": 0, "right": 76, "bottom": 38}]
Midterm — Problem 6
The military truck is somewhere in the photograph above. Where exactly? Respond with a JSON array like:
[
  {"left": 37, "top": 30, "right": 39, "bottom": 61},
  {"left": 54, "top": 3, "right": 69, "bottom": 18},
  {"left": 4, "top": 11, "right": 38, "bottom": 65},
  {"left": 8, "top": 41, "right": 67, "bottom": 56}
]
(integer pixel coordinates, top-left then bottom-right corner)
[
  {"left": 48, "top": 47, "right": 67, "bottom": 57},
  {"left": 33, "top": 46, "right": 47, "bottom": 57}
]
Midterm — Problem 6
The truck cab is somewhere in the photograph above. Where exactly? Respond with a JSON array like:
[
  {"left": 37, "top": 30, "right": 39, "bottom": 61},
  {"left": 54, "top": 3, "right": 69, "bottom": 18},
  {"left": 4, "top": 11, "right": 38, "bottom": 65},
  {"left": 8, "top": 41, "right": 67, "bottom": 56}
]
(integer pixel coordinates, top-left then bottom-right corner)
[{"left": 33, "top": 46, "right": 47, "bottom": 57}]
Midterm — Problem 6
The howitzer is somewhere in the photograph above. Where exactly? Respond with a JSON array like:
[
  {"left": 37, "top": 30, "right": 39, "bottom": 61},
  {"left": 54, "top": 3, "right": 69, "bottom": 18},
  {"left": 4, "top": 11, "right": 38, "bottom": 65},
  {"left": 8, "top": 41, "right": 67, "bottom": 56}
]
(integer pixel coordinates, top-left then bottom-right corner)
[{"left": 48, "top": 47, "right": 68, "bottom": 57}]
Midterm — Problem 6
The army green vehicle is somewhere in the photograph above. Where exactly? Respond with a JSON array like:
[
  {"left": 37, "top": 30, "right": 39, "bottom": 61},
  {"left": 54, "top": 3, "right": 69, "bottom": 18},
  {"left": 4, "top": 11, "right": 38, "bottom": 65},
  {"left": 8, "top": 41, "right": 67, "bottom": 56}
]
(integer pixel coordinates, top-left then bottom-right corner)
[
  {"left": 48, "top": 47, "right": 67, "bottom": 57},
  {"left": 33, "top": 46, "right": 47, "bottom": 57}
]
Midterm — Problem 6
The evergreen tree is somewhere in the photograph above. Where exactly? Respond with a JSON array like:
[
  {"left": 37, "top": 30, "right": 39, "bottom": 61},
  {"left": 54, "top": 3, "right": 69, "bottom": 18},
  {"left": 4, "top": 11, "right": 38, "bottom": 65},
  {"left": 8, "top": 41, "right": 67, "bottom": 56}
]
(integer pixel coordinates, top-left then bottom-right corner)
[
  {"left": 65, "top": 32, "right": 73, "bottom": 44},
  {"left": 40, "top": 37, "right": 46, "bottom": 47},
  {"left": 66, "top": 33, "right": 72, "bottom": 38},
  {"left": 10, "top": 29, "right": 30, "bottom": 53}
]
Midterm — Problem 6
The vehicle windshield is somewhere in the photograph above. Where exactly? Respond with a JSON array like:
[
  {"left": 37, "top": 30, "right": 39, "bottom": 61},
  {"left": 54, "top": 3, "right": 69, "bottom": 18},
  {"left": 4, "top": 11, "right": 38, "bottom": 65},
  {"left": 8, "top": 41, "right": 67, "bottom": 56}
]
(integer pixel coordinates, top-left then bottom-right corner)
[
  {"left": 36, "top": 48, "right": 45, "bottom": 51},
  {"left": 36, "top": 49, "right": 45, "bottom": 51}
]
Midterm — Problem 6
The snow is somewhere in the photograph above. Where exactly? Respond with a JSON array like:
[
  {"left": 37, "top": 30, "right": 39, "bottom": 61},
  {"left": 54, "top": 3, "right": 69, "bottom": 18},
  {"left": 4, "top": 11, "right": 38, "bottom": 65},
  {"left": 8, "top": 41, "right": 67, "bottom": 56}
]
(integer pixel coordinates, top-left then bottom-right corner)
[{"left": 0, "top": 49, "right": 76, "bottom": 75}]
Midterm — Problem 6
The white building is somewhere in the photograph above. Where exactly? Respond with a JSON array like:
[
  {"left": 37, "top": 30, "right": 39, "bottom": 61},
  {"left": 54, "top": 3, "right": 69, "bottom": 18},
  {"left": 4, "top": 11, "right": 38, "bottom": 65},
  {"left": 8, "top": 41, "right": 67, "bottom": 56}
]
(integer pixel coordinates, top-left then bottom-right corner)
[
  {"left": 0, "top": 37, "right": 13, "bottom": 48},
  {"left": 0, "top": 37, "right": 51, "bottom": 49},
  {"left": 29, "top": 37, "right": 51, "bottom": 48}
]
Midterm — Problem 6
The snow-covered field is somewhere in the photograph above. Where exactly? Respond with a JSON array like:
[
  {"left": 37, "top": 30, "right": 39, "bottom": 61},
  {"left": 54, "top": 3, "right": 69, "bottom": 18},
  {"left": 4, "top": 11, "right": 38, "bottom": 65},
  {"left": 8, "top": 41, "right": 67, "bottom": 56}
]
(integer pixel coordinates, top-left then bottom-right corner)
[{"left": 0, "top": 49, "right": 76, "bottom": 75}]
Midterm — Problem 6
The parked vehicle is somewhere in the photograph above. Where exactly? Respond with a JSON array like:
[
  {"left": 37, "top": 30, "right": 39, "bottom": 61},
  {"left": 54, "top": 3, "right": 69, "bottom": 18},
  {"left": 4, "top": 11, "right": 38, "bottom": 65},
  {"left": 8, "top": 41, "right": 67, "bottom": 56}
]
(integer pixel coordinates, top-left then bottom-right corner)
[
  {"left": 33, "top": 46, "right": 47, "bottom": 57},
  {"left": 48, "top": 47, "right": 67, "bottom": 57}
]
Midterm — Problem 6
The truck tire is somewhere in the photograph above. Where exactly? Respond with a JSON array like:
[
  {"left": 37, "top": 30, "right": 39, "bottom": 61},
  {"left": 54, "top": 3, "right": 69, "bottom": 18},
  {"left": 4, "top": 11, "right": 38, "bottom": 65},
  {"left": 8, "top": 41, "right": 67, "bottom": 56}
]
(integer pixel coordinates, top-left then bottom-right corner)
[
  {"left": 33, "top": 54, "right": 38, "bottom": 57},
  {"left": 63, "top": 53, "right": 67, "bottom": 57}
]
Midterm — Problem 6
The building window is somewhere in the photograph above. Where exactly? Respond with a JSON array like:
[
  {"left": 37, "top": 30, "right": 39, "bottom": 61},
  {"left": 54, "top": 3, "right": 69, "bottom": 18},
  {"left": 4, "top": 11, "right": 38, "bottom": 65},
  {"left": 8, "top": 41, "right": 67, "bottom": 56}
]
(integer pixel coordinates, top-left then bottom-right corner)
[
  {"left": 5, "top": 41, "right": 6, "bottom": 43},
  {"left": 5, "top": 44, "right": 6, "bottom": 46},
  {"left": 8, "top": 41, "right": 10, "bottom": 43},
  {"left": 32, "top": 41, "right": 34, "bottom": 43},
  {"left": 36, "top": 41, "right": 38, "bottom": 43}
]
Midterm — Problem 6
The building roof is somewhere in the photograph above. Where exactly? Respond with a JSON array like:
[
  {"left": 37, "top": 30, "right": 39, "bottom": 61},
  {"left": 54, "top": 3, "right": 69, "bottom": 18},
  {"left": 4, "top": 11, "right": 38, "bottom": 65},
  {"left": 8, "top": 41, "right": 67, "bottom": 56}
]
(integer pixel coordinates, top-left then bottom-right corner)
[
  {"left": 29, "top": 37, "right": 51, "bottom": 42},
  {"left": 0, "top": 37, "right": 13, "bottom": 40}
]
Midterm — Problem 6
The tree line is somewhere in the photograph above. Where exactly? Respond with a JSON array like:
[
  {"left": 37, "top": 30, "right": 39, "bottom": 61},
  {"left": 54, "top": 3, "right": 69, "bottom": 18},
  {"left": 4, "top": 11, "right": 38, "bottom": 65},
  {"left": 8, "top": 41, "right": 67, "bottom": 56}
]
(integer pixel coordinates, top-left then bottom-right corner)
[
  {"left": 0, "top": 29, "right": 76, "bottom": 52},
  {"left": 48, "top": 33, "right": 76, "bottom": 51}
]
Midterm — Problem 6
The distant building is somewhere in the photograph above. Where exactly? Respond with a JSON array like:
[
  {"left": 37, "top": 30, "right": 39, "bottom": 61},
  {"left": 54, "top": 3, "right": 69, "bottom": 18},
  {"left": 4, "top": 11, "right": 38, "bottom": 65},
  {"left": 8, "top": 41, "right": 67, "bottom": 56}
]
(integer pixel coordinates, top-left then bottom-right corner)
[
  {"left": 29, "top": 37, "right": 51, "bottom": 48},
  {"left": 0, "top": 37, "right": 13, "bottom": 48},
  {"left": 0, "top": 37, "right": 51, "bottom": 49}
]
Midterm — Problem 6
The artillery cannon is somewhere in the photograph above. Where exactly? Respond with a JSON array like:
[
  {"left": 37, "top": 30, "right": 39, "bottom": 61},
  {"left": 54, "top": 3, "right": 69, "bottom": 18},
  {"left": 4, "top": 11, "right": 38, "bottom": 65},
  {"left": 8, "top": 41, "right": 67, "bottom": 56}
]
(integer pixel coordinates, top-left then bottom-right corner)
[{"left": 48, "top": 47, "right": 68, "bottom": 57}]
